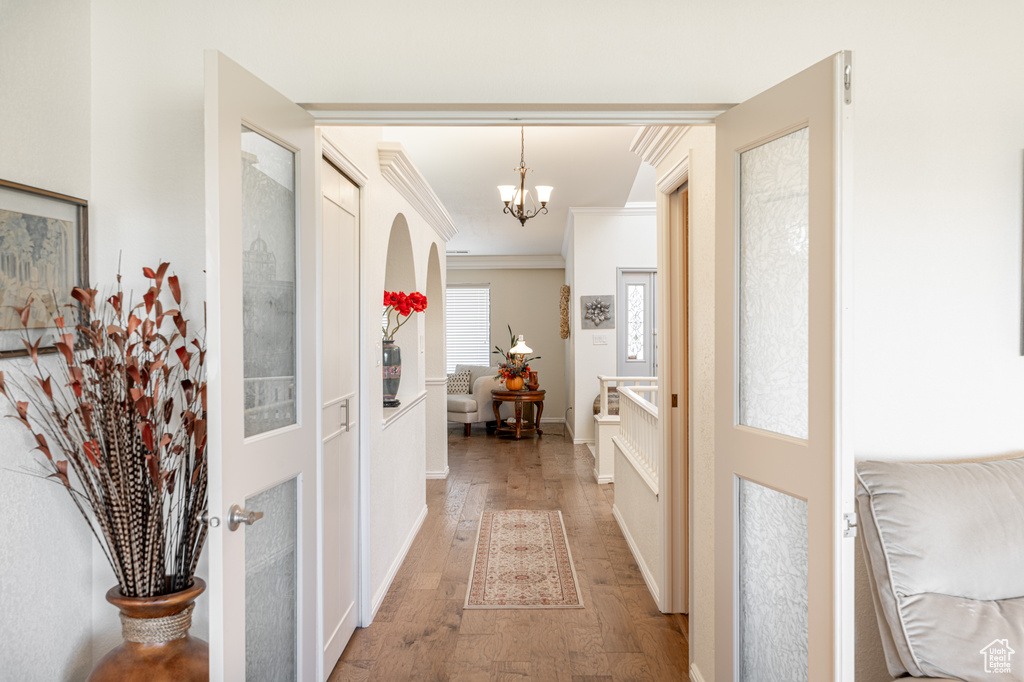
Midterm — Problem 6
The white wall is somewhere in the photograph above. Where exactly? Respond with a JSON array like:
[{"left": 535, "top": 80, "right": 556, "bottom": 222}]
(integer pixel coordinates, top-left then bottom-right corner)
[
  {"left": 566, "top": 209, "right": 657, "bottom": 443},
  {"left": 446, "top": 267, "right": 567, "bottom": 419},
  {"left": 2, "top": 2, "right": 1022, "bottom": 680},
  {"left": 0, "top": 2, "right": 94, "bottom": 679}
]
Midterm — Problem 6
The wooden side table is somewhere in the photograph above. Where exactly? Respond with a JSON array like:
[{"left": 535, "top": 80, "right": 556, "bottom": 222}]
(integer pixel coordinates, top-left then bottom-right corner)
[{"left": 491, "top": 389, "right": 545, "bottom": 440}]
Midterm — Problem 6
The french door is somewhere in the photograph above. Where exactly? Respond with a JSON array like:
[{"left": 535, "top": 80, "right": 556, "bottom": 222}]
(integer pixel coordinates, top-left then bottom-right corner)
[
  {"left": 205, "top": 51, "right": 319, "bottom": 681},
  {"left": 714, "top": 52, "right": 855, "bottom": 681}
]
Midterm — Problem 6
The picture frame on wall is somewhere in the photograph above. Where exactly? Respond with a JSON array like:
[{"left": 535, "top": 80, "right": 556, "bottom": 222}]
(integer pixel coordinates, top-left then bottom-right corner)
[
  {"left": 580, "top": 295, "right": 614, "bottom": 329},
  {"left": 0, "top": 179, "right": 89, "bottom": 359}
]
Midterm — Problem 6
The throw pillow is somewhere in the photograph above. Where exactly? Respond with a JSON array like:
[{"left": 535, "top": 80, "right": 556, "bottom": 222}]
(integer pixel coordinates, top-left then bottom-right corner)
[{"left": 447, "top": 369, "right": 471, "bottom": 394}]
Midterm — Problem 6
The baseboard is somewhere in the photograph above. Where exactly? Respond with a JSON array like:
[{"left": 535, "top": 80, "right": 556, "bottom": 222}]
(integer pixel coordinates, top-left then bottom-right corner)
[
  {"left": 586, "top": 443, "right": 597, "bottom": 458},
  {"left": 425, "top": 466, "right": 449, "bottom": 480},
  {"left": 593, "top": 468, "right": 613, "bottom": 485},
  {"left": 612, "top": 504, "right": 660, "bottom": 604},
  {"left": 370, "top": 503, "right": 428, "bottom": 619},
  {"left": 690, "top": 663, "right": 707, "bottom": 682},
  {"left": 565, "top": 419, "right": 575, "bottom": 441},
  {"left": 573, "top": 437, "right": 595, "bottom": 445}
]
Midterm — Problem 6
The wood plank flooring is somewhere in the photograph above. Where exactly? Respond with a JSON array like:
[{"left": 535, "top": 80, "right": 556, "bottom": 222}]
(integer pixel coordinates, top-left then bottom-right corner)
[{"left": 329, "top": 423, "right": 689, "bottom": 681}]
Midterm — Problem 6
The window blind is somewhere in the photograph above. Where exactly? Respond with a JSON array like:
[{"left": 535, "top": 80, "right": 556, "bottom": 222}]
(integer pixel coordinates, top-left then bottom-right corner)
[{"left": 445, "top": 284, "right": 490, "bottom": 373}]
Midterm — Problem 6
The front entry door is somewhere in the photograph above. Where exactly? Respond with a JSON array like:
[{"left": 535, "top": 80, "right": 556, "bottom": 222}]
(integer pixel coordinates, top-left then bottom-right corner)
[
  {"left": 205, "top": 51, "right": 319, "bottom": 681},
  {"left": 617, "top": 269, "right": 657, "bottom": 377},
  {"left": 714, "top": 52, "right": 854, "bottom": 680}
]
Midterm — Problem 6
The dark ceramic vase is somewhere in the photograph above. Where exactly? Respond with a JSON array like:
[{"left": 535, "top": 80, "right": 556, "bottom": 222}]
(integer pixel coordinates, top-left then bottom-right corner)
[
  {"left": 527, "top": 371, "right": 539, "bottom": 391},
  {"left": 383, "top": 340, "right": 401, "bottom": 407},
  {"left": 88, "top": 578, "right": 208, "bottom": 682}
]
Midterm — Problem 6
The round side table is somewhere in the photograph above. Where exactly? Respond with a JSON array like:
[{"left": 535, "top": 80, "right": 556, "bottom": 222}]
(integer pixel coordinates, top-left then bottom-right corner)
[{"left": 490, "top": 389, "right": 545, "bottom": 440}]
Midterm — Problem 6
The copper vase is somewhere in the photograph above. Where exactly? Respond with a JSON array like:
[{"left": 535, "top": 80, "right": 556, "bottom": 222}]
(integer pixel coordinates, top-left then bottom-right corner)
[
  {"left": 527, "top": 371, "right": 539, "bottom": 390},
  {"left": 88, "top": 578, "right": 209, "bottom": 682}
]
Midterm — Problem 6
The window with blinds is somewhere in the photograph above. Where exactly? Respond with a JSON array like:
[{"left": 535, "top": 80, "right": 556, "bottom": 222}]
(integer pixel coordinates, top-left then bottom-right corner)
[{"left": 445, "top": 284, "right": 490, "bottom": 372}]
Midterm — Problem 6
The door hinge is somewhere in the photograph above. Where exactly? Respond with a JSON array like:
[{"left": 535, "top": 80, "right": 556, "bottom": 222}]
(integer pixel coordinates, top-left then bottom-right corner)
[
  {"left": 671, "top": 393, "right": 678, "bottom": 408},
  {"left": 843, "top": 512, "right": 858, "bottom": 538}
]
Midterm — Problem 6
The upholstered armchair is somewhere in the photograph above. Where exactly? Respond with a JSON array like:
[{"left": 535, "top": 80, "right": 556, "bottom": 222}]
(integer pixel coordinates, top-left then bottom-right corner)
[{"left": 446, "top": 365, "right": 514, "bottom": 436}]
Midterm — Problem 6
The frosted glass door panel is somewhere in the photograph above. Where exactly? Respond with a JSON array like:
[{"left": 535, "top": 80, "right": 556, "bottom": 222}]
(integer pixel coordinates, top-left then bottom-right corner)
[
  {"left": 627, "top": 283, "right": 645, "bottom": 361},
  {"left": 245, "top": 478, "right": 298, "bottom": 682},
  {"left": 241, "top": 125, "right": 298, "bottom": 438},
  {"left": 738, "top": 127, "right": 809, "bottom": 440},
  {"left": 738, "top": 478, "right": 808, "bottom": 682}
]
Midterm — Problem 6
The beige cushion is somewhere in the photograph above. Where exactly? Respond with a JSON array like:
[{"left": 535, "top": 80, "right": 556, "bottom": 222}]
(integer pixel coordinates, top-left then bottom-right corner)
[
  {"left": 446, "top": 395, "right": 477, "bottom": 414},
  {"left": 856, "top": 457, "right": 1024, "bottom": 681},
  {"left": 456, "top": 364, "right": 499, "bottom": 387}
]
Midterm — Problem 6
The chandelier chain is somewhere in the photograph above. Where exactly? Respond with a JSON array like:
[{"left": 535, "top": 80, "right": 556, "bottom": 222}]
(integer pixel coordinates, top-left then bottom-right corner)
[{"left": 520, "top": 126, "right": 526, "bottom": 169}]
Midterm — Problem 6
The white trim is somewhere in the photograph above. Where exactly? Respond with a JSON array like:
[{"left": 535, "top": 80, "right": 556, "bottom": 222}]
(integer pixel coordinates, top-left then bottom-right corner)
[
  {"left": 539, "top": 417, "right": 565, "bottom": 425},
  {"left": 381, "top": 389, "right": 428, "bottom": 429},
  {"left": 321, "top": 135, "right": 369, "bottom": 186},
  {"left": 656, "top": 155, "right": 690, "bottom": 194},
  {"left": 612, "top": 435, "right": 659, "bottom": 496},
  {"left": 561, "top": 211, "right": 574, "bottom": 261},
  {"left": 689, "top": 663, "right": 707, "bottom": 682},
  {"left": 370, "top": 504, "right": 428, "bottom": 619},
  {"left": 306, "top": 105, "right": 730, "bottom": 126},
  {"left": 573, "top": 438, "right": 595, "bottom": 446},
  {"left": 565, "top": 418, "right": 575, "bottom": 442},
  {"left": 630, "top": 126, "right": 690, "bottom": 167},
  {"left": 425, "top": 466, "right": 450, "bottom": 480},
  {"left": 378, "top": 142, "right": 458, "bottom": 242},
  {"left": 569, "top": 205, "right": 657, "bottom": 217},
  {"left": 446, "top": 254, "right": 565, "bottom": 270},
  {"left": 425, "top": 377, "right": 448, "bottom": 386},
  {"left": 612, "top": 504, "right": 660, "bottom": 604}
]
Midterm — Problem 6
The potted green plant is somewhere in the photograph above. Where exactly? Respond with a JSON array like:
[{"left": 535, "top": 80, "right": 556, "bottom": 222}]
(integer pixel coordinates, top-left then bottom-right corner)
[{"left": 1, "top": 263, "right": 209, "bottom": 681}]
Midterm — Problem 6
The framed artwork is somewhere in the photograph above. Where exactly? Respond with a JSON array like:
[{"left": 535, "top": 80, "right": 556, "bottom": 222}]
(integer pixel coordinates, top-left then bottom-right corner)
[
  {"left": 0, "top": 179, "right": 89, "bottom": 358},
  {"left": 581, "top": 295, "right": 614, "bottom": 329}
]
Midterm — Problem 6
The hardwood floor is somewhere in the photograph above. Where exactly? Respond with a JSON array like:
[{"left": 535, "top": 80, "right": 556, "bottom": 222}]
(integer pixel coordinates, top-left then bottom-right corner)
[{"left": 329, "top": 423, "right": 689, "bottom": 681}]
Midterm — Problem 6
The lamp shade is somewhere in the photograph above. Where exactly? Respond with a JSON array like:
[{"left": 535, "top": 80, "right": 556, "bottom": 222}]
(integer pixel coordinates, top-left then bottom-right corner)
[
  {"left": 512, "top": 188, "right": 529, "bottom": 207},
  {"left": 498, "top": 185, "right": 516, "bottom": 203},
  {"left": 509, "top": 335, "right": 532, "bottom": 355},
  {"left": 535, "top": 186, "right": 553, "bottom": 203}
]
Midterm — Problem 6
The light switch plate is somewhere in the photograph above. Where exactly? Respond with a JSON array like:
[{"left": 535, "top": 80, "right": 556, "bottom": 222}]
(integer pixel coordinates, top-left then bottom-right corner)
[{"left": 593, "top": 334, "right": 608, "bottom": 345}]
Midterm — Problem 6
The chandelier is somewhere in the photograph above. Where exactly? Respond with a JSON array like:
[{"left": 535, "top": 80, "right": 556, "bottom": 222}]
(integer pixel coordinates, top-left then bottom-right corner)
[{"left": 497, "top": 126, "right": 553, "bottom": 226}]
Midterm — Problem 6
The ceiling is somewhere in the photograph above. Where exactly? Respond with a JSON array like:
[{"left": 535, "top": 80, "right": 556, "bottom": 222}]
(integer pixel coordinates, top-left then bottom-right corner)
[{"left": 379, "top": 126, "right": 654, "bottom": 257}]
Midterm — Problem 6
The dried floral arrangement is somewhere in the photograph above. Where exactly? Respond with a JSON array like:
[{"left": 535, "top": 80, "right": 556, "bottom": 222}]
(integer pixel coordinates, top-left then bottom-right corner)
[
  {"left": 493, "top": 325, "right": 541, "bottom": 380},
  {"left": 0, "top": 263, "right": 208, "bottom": 598},
  {"left": 382, "top": 290, "right": 427, "bottom": 341}
]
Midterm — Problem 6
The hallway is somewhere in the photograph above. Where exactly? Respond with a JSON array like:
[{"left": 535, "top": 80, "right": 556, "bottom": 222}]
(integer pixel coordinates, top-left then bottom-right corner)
[{"left": 330, "top": 425, "right": 688, "bottom": 681}]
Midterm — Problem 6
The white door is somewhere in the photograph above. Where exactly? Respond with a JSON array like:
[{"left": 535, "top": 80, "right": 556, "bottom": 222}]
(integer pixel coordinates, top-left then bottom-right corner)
[
  {"left": 714, "top": 52, "right": 854, "bottom": 681},
  {"left": 205, "top": 51, "right": 318, "bottom": 681},
  {"left": 320, "top": 158, "right": 359, "bottom": 677},
  {"left": 617, "top": 269, "right": 657, "bottom": 377}
]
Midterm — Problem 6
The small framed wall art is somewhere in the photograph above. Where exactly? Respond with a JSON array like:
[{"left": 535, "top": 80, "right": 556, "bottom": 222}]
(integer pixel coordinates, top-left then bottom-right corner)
[
  {"left": 0, "top": 179, "right": 89, "bottom": 358},
  {"left": 581, "top": 295, "right": 614, "bottom": 329}
]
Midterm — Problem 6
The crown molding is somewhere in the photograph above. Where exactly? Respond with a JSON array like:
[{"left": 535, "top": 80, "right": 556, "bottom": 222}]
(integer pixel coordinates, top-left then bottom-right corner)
[
  {"left": 378, "top": 142, "right": 459, "bottom": 242},
  {"left": 656, "top": 155, "right": 689, "bottom": 194},
  {"left": 630, "top": 126, "right": 689, "bottom": 167},
  {"left": 569, "top": 205, "right": 657, "bottom": 217},
  {"left": 446, "top": 254, "right": 565, "bottom": 270},
  {"left": 321, "top": 135, "right": 369, "bottom": 186}
]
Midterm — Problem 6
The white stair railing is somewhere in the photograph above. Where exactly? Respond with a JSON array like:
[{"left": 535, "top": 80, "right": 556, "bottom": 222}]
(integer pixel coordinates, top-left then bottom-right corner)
[
  {"left": 596, "top": 375, "right": 658, "bottom": 416},
  {"left": 615, "top": 384, "right": 659, "bottom": 494}
]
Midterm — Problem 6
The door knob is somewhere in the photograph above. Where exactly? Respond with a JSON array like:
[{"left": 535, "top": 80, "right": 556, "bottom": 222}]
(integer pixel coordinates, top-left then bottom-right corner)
[{"left": 228, "top": 504, "right": 265, "bottom": 531}]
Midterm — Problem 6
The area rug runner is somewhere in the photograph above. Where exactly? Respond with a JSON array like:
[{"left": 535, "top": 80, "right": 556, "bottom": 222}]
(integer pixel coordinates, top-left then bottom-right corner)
[{"left": 465, "top": 509, "right": 584, "bottom": 609}]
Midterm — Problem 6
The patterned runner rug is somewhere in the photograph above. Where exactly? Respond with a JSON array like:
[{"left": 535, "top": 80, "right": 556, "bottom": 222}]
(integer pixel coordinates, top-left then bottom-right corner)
[{"left": 465, "top": 509, "right": 584, "bottom": 609}]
